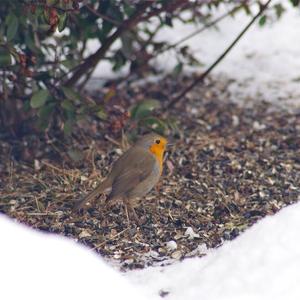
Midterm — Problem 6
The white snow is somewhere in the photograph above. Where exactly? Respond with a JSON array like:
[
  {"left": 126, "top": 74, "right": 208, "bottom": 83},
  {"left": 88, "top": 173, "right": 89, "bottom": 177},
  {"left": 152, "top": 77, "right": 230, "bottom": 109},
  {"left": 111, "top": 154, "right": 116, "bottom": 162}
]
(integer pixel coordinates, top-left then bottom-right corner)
[
  {"left": 153, "top": 1, "right": 300, "bottom": 110},
  {"left": 0, "top": 215, "right": 148, "bottom": 300},
  {"left": 90, "top": 1, "right": 300, "bottom": 110},
  {"left": 126, "top": 202, "right": 300, "bottom": 300},
  {"left": 2, "top": 2, "right": 300, "bottom": 299},
  {"left": 2, "top": 202, "right": 300, "bottom": 300}
]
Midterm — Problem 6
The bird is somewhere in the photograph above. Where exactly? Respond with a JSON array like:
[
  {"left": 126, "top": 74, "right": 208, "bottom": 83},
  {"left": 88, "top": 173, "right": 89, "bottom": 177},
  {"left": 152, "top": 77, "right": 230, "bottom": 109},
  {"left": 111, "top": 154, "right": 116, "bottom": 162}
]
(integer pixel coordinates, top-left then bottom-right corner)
[{"left": 74, "top": 133, "right": 168, "bottom": 224}]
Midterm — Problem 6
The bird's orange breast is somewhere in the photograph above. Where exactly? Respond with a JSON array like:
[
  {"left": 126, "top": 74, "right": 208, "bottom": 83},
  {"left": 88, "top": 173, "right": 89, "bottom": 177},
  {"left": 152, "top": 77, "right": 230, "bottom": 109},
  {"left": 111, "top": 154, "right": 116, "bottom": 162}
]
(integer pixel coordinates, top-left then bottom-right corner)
[{"left": 149, "top": 144, "right": 165, "bottom": 173}]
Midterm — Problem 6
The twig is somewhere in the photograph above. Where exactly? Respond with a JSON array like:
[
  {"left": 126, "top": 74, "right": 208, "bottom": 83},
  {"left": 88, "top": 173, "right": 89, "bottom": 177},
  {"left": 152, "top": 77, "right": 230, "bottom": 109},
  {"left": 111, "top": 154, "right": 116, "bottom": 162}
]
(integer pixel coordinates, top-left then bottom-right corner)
[
  {"left": 139, "top": 0, "right": 187, "bottom": 22},
  {"left": 140, "top": 23, "right": 162, "bottom": 53},
  {"left": 104, "top": 134, "right": 121, "bottom": 147},
  {"left": 167, "top": 0, "right": 272, "bottom": 108},
  {"left": 64, "top": 0, "right": 189, "bottom": 87},
  {"left": 41, "top": 160, "right": 80, "bottom": 179},
  {"left": 93, "top": 228, "right": 129, "bottom": 249},
  {"left": 21, "top": 0, "right": 79, "bottom": 13},
  {"left": 77, "top": 66, "right": 95, "bottom": 90},
  {"left": 65, "top": 2, "right": 153, "bottom": 87},
  {"left": 157, "top": 3, "right": 245, "bottom": 55},
  {"left": 27, "top": 212, "right": 61, "bottom": 216},
  {"left": 85, "top": 4, "right": 120, "bottom": 26},
  {"left": 115, "top": 2, "right": 245, "bottom": 88}
]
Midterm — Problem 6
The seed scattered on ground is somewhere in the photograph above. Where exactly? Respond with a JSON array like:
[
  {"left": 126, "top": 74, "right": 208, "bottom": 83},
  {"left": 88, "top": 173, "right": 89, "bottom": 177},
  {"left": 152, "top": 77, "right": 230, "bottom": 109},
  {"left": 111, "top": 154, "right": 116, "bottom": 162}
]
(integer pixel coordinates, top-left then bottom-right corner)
[{"left": 0, "top": 75, "right": 299, "bottom": 270}]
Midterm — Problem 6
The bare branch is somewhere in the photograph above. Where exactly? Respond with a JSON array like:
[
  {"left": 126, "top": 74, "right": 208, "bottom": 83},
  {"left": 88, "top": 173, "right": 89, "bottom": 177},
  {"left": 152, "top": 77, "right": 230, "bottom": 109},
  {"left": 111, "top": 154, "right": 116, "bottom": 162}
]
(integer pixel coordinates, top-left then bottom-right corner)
[
  {"left": 158, "top": 3, "right": 247, "bottom": 55},
  {"left": 65, "top": 2, "right": 153, "bottom": 87},
  {"left": 85, "top": 4, "right": 120, "bottom": 26},
  {"left": 167, "top": 0, "right": 272, "bottom": 108}
]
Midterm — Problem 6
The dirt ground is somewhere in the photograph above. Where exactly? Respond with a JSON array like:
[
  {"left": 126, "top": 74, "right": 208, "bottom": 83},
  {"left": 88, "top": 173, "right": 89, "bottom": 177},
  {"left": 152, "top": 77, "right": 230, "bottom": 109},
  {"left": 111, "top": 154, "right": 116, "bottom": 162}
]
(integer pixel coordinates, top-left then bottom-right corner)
[{"left": 1, "top": 75, "right": 299, "bottom": 270}]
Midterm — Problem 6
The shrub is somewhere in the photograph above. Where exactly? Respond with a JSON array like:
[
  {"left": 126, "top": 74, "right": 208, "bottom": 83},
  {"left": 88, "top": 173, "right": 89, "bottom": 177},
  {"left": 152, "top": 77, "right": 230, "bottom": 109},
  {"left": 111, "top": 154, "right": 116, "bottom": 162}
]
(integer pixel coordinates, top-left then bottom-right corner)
[{"left": 0, "top": 0, "right": 296, "bottom": 136}]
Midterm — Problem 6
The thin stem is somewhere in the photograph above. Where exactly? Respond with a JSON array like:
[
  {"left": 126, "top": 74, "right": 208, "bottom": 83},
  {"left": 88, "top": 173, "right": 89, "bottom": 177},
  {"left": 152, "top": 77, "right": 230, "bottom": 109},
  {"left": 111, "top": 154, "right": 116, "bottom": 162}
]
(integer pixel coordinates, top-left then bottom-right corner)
[
  {"left": 85, "top": 4, "right": 120, "bottom": 26},
  {"left": 158, "top": 3, "right": 246, "bottom": 56},
  {"left": 167, "top": 0, "right": 272, "bottom": 109},
  {"left": 65, "top": 2, "right": 153, "bottom": 87},
  {"left": 63, "top": 0, "right": 189, "bottom": 87},
  {"left": 115, "top": 2, "right": 245, "bottom": 87}
]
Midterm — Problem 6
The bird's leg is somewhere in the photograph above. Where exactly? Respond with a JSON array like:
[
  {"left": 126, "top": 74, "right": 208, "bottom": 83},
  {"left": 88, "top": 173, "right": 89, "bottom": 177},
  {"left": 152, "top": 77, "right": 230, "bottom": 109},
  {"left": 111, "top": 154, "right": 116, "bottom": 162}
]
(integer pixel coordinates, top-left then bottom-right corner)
[
  {"left": 123, "top": 197, "right": 140, "bottom": 226},
  {"left": 124, "top": 203, "right": 130, "bottom": 226},
  {"left": 129, "top": 204, "right": 140, "bottom": 226}
]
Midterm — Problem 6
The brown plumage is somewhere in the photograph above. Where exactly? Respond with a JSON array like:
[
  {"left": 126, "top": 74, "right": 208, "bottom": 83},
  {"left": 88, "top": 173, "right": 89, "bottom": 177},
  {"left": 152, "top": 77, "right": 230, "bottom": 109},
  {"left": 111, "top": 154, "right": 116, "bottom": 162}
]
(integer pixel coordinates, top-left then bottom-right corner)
[{"left": 73, "top": 133, "right": 168, "bottom": 223}]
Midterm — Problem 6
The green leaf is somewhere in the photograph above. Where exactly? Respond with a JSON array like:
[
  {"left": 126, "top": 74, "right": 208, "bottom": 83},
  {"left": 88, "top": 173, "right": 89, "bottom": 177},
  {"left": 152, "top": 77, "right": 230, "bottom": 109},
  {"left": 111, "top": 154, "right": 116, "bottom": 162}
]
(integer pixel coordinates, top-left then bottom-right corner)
[
  {"left": 130, "top": 99, "right": 161, "bottom": 120},
  {"left": 173, "top": 62, "right": 183, "bottom": 76},
  {"left": 63, "top": 119, "right": 74, "bottom": 136},
  {"left": 38, "top": 24, "right": 51, "bottom": 32},
  {"left": 106, "top": 5, "right": 123, "bottom": 23},
  {"left": 23, "top": 100, "right": 31, "bottom": 112},
  {"left": 123, "top": 3, "right": 135, "bottom": 16},
  {"left": 274, "top": 4, "right": 285, "bottom": 19},
  {"left": 0, "top": 47, "right": 12, "bottom": 66},
  {"left": 141, "top": 117, "right": 168, "bottom": 135},
  {"left": 78, "top": 106, "right": 88, "bottom": 114},
  {"left": 34, "top": 71, "right": 51, "bottom": 81},
  {"left": 112, "top": 51, "right": 126, "bottom": 71},
  {"left": 30, "top": 89, "right": 50, "bottom": 108},
  {"left": 25, "top": 32, "right": 40, "bottom": 53},
  {"left": 96, "top": 108, "right": 107, "bottom": 120},
  {"left": 99, "top": 19, "right": 114, "bottom": 42},
  {"left": 38, "top": 103, "right": 55, "bottom": 119},
  {"left": 259, "top": 15, "right": 267, "bottom": 26},
  {"left": 242, "top": 4, "right": 252, "bottom": 15},
  {"left": 166, "top": 117, "right": 179, "bottom": 134},
  {"left": 290, "top": 0, "right": 299, "bottom": 6},
  {"left": 61, "top": 59, "right": 77, "bottom": 69},
  {"left": 37, "top": 103, "right": 55, "bottom": 130},
  {"left": 35, "top": 6, "right": 44, "bottom": 17},
  {"left": 61, "top": 100, "right": 75, "bottom": 112},
  {"left": 58, "top": 13, "right": 67, "bottom": 32},
  {"left": 62, "top": 87, "right": 81, "bottom": 102},
  {"left": 6, "top": 13, "right": 19, "bottom": 41}
]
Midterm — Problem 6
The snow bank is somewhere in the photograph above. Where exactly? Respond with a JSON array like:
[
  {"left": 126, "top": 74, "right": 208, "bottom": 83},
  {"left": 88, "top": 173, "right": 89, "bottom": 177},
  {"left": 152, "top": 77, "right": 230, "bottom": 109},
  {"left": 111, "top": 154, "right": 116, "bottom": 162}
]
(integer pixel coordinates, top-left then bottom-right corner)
[
  {"left": 154, "top": 2, "right": 300, "bottom": 109},
  {"left": 2, "top": 201, "right": 300, "bottom": 300},
  {"left": 127, "top": 202, "right": 300, "bottom": 300},
  {"left": 90, "top": 2, "right": 300, "bottom": 110},
  {"left": 0, "top": 215, "right": 148, "bottom": 300}
]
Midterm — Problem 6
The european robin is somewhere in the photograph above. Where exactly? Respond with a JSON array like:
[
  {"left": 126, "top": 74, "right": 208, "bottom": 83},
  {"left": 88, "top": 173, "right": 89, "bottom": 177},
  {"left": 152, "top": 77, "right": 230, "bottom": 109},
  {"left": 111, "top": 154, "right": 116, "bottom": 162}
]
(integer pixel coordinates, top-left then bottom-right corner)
[{"left": 74, "top": 133, "right": 168, "bottom": 224}]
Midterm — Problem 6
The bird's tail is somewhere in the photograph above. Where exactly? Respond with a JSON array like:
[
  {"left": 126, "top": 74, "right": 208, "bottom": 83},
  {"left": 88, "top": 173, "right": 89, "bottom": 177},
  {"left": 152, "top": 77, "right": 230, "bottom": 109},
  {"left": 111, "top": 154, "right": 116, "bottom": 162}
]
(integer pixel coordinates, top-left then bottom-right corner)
[{"left": 73, "top": 178, "right": 111, "bottom": 211}]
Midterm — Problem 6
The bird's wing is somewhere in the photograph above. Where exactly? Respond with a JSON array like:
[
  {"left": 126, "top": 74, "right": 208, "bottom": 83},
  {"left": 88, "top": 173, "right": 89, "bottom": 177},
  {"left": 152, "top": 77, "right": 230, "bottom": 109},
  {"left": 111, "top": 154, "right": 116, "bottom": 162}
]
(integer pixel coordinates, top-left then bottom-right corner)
[{"left": 108, "top": 147, "right": 157, "bottom": 200}]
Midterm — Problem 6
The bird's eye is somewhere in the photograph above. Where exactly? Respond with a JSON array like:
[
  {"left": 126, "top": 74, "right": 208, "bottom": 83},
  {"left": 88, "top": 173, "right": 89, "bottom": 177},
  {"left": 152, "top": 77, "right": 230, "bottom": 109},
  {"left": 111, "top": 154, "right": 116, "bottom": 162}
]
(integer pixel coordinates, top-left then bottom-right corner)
[{"left": 155, "top": 139, "right": 160, "bottom": 144}]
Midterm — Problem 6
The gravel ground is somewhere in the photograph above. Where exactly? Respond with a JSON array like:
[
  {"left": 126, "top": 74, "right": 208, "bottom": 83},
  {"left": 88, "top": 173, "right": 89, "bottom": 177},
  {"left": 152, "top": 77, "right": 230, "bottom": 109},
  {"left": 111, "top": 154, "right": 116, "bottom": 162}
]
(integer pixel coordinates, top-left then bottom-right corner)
[{"left": 0, "top": 75, "right": 299, "bottom": 270}]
